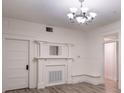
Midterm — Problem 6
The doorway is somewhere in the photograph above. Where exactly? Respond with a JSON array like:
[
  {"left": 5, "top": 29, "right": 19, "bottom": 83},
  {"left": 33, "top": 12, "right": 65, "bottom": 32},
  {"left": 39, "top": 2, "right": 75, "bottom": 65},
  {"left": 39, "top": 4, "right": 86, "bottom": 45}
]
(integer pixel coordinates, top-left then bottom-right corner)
[{"left": 104, "top": 33, "right": 118, "bottom": 87}]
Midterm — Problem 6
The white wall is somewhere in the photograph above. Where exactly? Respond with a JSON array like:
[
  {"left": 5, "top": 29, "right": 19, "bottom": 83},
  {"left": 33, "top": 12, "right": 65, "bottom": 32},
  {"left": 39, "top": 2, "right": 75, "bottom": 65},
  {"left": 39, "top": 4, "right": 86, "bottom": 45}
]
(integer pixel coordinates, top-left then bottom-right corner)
[
  {"left": 2, "top": 17, "right": 121, "bottom": 91},
  {"left": 85, "top": 21, "right": 121, "bottom": 88},
  {"left": 2, "top": 17, "right": 89, "bottom": 91}
]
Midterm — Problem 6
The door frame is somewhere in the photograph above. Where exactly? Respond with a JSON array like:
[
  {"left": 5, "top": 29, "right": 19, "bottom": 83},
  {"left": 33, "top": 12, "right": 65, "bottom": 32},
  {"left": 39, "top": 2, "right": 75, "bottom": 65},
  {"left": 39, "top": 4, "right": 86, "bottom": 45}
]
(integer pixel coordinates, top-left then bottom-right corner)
[
  {"left": 103, "top": 33, "right": 119, "bottom": 88},
  {"left": 3, "top": 37, "right": 30, "bottom": 90}
]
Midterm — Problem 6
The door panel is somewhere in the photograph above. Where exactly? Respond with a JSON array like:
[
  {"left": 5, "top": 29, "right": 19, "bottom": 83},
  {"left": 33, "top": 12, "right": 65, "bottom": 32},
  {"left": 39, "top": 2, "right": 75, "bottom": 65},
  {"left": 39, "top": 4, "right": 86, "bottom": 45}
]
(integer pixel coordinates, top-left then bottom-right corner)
[{"left": 4, "top": 39, "right": 29, "bottom": 90}]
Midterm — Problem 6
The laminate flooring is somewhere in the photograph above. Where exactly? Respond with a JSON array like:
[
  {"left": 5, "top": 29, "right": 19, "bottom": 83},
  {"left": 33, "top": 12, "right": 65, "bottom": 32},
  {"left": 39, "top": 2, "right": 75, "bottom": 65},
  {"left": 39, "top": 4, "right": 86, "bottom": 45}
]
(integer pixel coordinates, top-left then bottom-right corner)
[{"left": 5, "top": 80, "right": 120, "bottom": 93}]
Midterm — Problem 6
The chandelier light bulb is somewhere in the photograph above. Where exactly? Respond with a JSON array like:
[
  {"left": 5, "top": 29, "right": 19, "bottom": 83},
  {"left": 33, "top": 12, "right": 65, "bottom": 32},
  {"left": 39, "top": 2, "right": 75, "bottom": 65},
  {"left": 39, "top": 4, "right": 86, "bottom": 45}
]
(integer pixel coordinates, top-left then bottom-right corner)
[
  {"left": 70, "top": 7, "right": 77, "bottom": 13},
  {"left": 89, "top": 12, "right": 97, "bottom": 18},
  {"left": 76, "top": 17, "right": 86, "bottom": 23},
  {"left": 81, "top": 7, "right": 89, "bottom": 13},
  {"left": 87, "top": 16, "right": 92, "bottom": 21},
  {"left": 67, "top": 13, "right": 74, "bottom": 19}
]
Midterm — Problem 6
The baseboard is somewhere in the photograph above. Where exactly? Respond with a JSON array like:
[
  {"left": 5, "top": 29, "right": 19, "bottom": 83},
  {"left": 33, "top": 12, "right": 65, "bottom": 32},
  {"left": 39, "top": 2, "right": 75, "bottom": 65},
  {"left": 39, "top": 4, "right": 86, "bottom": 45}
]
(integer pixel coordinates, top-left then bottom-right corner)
[
  {"left": 46, "top": 82, "right": 66, "bottom": 87},
  {"left": 72, "top": 74, "right": 104, "bottom": 85},
  {"left": 37, "top": 82, "right": 45, "bottom": 89}
]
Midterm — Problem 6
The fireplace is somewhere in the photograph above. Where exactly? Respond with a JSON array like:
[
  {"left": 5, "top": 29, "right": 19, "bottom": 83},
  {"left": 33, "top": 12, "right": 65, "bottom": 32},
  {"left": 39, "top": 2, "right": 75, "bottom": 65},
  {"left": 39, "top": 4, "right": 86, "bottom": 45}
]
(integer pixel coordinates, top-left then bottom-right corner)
[
  {"left": 36, "top": 58, "right": 73, "bottom": 89},
  {"left": 34, "top": 40, "right": 73, "bottom": 89}
]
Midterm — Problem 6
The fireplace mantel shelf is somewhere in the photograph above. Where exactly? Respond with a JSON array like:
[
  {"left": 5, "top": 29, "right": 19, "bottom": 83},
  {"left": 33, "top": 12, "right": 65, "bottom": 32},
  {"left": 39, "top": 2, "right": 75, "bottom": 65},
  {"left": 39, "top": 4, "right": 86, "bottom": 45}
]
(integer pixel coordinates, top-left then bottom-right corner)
[{"left": 34, "top": 57, "right": 73, "bottom": 60}]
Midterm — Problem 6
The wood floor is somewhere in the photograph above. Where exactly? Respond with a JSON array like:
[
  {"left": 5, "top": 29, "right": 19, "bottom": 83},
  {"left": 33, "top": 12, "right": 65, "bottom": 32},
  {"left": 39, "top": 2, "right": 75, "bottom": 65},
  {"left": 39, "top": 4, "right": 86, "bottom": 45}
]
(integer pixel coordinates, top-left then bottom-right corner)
[{"left": 5, "top": 80, "right": 120, "bottom": 93}]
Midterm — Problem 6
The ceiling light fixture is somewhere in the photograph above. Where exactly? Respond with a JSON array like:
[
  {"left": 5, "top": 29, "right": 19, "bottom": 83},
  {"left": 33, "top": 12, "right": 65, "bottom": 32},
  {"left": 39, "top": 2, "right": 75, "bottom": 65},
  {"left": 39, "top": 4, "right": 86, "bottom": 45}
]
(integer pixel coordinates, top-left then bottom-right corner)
[{"left": 67, "top": 0, "right": 97, "bottom": 24}]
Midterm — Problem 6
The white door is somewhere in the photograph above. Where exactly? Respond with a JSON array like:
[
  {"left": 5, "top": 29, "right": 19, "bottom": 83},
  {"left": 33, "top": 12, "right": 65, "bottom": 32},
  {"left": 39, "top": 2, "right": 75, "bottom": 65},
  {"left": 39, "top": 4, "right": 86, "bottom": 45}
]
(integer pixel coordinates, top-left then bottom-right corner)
[{"left": 4, "top": 39, "right": 29, "bottom": 90}]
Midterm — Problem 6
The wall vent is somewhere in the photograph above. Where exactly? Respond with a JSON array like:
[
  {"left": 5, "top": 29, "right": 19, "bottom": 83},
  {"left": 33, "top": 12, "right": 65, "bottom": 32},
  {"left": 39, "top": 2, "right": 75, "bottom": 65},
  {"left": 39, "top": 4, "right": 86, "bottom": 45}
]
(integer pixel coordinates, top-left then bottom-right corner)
[
  {"left": 46, "top": 27, "right": 53, "bottom": 32},
  {"left": 49, "top": 71, "right": 62, "bottom": 83}
]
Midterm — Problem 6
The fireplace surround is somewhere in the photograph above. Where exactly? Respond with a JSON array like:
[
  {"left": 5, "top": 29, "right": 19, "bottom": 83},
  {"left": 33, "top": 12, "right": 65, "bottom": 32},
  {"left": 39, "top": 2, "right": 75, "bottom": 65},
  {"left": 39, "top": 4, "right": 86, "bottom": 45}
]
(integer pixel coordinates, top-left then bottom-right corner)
[{"left": 34, "top": 41, "right": 73, "bottom": 89}]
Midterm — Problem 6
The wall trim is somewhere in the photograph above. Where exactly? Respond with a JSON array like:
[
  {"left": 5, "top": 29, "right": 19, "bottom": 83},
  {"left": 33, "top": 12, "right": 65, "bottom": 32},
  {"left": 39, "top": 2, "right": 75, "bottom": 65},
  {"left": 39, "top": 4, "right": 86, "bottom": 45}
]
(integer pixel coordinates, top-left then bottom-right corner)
[
  {"left": 72, "top": 74, "right": 104, "bottom": 85},
  {"left": 72, "top": 74, "right": 101, "bottom": 78}
]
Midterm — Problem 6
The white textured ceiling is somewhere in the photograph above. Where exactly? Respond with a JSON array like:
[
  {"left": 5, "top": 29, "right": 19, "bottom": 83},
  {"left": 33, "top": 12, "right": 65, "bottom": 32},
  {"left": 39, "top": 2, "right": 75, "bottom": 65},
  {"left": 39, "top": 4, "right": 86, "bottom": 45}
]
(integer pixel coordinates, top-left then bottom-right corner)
[{"left": 2, "top": 0, "right": 121, "bottom": 31}]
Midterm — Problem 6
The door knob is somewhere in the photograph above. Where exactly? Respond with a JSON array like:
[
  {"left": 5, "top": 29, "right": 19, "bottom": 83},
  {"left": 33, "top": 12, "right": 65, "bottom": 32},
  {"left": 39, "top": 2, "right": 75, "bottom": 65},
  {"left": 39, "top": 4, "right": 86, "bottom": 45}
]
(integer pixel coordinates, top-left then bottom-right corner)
[{"left": 26, "top": 65, "right": 29, "bottom": 70}]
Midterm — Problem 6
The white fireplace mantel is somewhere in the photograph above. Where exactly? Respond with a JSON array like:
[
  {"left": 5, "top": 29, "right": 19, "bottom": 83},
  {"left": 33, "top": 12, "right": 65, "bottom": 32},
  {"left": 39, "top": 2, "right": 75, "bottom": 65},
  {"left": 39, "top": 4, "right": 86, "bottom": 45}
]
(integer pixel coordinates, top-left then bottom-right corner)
[
  {"left": 34, "top": 57, "right": 73, "bottom": 60},
  {"left": 34, "top": 40, "right": 74, "bottom": 89}
]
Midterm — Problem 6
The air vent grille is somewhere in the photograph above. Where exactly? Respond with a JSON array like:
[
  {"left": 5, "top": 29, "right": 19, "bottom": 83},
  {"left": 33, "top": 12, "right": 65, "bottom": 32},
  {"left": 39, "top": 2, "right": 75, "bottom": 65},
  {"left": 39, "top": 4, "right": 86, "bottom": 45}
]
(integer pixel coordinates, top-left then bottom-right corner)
[
  {"left": 46, "top": 27, "right": 53, "bottom": 32},
  {"left": 49, "top": 71, "right": 62, "bottom": 83}
]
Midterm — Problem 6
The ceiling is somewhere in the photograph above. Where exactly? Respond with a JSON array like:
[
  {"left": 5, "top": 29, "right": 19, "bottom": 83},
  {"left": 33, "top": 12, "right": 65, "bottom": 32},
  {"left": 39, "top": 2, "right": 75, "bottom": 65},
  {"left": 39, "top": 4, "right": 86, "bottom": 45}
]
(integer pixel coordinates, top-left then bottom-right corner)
[{"left": 2, "top": 0, "right": 121, "bottom": 31}]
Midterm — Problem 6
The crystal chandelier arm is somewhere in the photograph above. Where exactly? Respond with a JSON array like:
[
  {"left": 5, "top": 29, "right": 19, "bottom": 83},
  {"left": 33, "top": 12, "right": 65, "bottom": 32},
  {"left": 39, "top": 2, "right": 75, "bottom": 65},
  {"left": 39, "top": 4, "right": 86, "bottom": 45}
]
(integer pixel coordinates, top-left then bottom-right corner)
[{"left": 67, "top": 13, "right": 74, "bottom": 19}]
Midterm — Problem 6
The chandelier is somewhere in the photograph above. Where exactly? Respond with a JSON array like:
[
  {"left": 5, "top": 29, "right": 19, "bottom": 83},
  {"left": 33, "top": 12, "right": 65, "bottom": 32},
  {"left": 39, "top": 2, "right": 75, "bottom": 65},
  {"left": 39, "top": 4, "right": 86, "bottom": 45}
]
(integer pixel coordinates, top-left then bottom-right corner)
[{"left": 67, "top": 0, "right": 97, "bottom": 24}]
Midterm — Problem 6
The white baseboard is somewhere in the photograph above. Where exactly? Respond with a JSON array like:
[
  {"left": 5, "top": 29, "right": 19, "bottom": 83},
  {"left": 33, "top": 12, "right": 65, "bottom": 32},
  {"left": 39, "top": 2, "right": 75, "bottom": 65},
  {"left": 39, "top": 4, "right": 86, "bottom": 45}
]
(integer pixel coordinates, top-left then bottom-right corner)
[
  {"left": 37, "top": 82, "right": 45, "bottom": 89},
  {"left": 72, "top": 74, "right": 104, "bottom": 85},
  {"left": 46, "top": 82, "right": 66, "bottom": 87}
]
